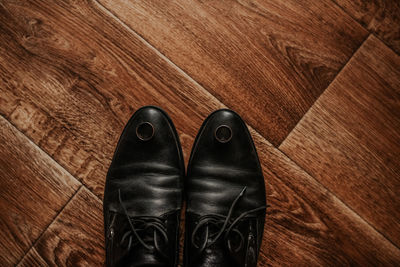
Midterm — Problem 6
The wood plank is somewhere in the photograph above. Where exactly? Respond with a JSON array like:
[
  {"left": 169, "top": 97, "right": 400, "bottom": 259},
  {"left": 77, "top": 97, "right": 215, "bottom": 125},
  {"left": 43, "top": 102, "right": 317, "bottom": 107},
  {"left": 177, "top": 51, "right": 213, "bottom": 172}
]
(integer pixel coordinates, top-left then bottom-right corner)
[
  {"left": 332, "top": 0, "right": 400, "bottom": 54},
  {"left": 17, "top": 247, "right": 48, "bottom": 267},
  {"left": 97, "top": 0, "right": 368, "bottom": 145},
  {"left": 0, "top": 0, "right": 214, "bottom": 196},
  {"left": 18, "top": 187, "right": 104, "bottom": 266},
  {"left": 280, "top": 35, "right": 400, "bottom": 247},
  {"left": 0, "top": 116, "right": 80, "bottom": 265},
  {"left": 1, "top": 0, "right": 399, "bottom": 264},
  {"left": 252, "top": 129, "right": 400, "bottom": 265}
]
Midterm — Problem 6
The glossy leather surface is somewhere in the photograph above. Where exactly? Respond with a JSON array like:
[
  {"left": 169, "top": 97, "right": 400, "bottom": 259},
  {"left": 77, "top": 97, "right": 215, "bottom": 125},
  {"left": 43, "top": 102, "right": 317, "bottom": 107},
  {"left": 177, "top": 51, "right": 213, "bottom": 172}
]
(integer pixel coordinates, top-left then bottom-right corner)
[
  {"left": 104, "top": 106, "right": 184, "bottom": 267},
  {"left": 185, "top": 109, "right": 266, "bottom": 267}
]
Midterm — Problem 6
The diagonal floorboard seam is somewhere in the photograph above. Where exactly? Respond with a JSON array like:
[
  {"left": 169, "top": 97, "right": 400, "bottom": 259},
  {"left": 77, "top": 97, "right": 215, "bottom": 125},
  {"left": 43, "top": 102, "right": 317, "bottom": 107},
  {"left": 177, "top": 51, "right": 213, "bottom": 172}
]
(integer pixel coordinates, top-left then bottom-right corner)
[
  {"left": 278, "top": 34, "right": 400, "bottom": 249},
  {"left": 368, "top": 33, "right": 399, "bottom": 56},
  {"left": 275, "top": 33, "right": 400, "bottom": 250},
  {"left": 84, "top": 184, "right": 103, "bottom": 203},
  {"left": 279, "top": 33, "right": 370, "bottom": 147},
  {"left": 0, "top": 114, "right": 83, "bottom": 187},
  {"left": 92, "top": 2, "right": 210, "bottom": 101},
  {"left": 277, "top": 147, "right": 400, "bottom": 251},
  {"left": 329, "top": 0, "right": 400, "bottom": 56},
  {"left": 370, "top": 34, "right": 398, "bottom": 56},
  {"left": 0, "top": 113, "right": 91, "bottom": 188},
  {"left": 1, "top": 107, "right": 106, "bottom": 201},
  {"left": 0, "top": 114, "right": 85, "bottom": 265},
  {"left": 15, "top": 185, "right": 84, "bottom": 266},
  {"left": 89, "top": 1, "right": 400, "bottom": 250}
]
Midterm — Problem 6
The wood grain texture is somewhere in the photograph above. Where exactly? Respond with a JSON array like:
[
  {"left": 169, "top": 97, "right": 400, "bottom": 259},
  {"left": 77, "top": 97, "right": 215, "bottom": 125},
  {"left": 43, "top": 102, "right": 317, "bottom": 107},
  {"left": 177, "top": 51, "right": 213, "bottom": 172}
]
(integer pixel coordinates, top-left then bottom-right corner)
[
  {"left": 97, "top": 0, "right": 368, "bottom": 145},
  {"left": 18, "top": 187, "right": 104, "bottom": 267},
  {"left": 333, "top": 0, "right": 400, "bottom": 54},
  {"left": 17, "top": 247, "right": 48, "bottom": 267},
  {"left": 0, "top": 116, "right": 80, "bottom": 266},
  {"left": 0, "top": 0, "right": 212, "bottom": 197},
  {"left": 281, "top": 35, "right": 400, "bottom": 247},
  {"left": 253, "top": 129, "right": 400, "bottom": 265},
  {"left": 1, "top": 0, "right": 399, "bottom": 265}
]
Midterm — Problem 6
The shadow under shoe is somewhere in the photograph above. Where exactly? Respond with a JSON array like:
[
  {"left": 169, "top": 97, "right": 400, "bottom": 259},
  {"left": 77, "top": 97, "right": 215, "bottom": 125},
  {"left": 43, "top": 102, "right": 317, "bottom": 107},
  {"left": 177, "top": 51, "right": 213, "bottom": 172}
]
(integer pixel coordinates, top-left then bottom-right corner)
[
  {"left": 185, "top": 109, "right": 266, "bottom": 267},
  {"left": 103, "top": 106, "right": 184, "bottom": 267}
]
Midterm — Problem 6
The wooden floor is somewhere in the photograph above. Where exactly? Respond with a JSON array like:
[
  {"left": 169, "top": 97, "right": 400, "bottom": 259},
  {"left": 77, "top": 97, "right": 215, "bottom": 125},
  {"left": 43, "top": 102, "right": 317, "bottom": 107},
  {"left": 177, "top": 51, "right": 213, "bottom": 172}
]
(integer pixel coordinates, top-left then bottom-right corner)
[{"left": 0, "top": 0, "right": 399, "bottom": 266}]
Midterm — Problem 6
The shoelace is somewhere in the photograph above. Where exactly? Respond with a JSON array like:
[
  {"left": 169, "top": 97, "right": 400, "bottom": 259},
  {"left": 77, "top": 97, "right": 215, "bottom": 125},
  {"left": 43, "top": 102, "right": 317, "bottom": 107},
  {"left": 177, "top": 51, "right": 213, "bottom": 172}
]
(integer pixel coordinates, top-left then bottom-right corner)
[
  {"left": 191, "top": 187, "right": 265, "bottom": 255},
  {"left": 109, "top": 190, "right": 169, "bottom": 259}
]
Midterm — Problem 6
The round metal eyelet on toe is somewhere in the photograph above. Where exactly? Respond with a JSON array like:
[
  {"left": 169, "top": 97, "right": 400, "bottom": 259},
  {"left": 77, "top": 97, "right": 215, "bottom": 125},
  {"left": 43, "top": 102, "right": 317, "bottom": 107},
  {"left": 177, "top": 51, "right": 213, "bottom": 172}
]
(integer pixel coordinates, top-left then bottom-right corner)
[
  {"left": 215, "top": 125, "right": 232, "bottom": 143},
  {"left": 136, "top": 122, "right": 154, "bottom": 141}
]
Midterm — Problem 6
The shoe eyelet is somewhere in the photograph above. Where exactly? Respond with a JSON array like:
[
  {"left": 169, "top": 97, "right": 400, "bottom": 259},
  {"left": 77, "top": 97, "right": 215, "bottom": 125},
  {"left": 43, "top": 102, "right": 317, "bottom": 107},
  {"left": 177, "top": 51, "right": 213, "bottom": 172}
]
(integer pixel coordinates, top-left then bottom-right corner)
[
  {"left": 136, "top": 122, "right": 154, "bottom": 141},
  {"left": 215, "top": 125, "right": 232, "bottom": 143}
]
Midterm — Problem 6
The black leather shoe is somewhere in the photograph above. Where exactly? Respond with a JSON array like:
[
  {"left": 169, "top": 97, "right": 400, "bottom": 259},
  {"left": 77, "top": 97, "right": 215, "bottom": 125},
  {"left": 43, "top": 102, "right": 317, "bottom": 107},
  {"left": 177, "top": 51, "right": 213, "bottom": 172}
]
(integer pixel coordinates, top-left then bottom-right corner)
[
  {"left": 104, "top": 106, "right": 184, "bottom": 267},
  {"left": 184, "top": 109, "right": 266, "bottom": 267}
]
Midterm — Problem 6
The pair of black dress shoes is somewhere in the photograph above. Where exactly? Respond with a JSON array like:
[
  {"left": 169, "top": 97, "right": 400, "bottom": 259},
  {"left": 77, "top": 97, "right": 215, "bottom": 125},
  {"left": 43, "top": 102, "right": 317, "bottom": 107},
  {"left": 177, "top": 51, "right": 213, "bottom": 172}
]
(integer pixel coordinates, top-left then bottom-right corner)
[{"left": 103, "top": 106, "right": 266, "bottom": 267}]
